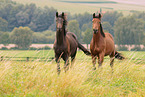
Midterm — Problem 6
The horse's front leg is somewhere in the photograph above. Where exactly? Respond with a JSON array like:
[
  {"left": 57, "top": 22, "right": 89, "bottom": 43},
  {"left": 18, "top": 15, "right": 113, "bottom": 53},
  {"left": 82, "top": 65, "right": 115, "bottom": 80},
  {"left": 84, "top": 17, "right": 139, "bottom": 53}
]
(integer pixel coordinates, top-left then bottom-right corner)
[
  {"left": 98, "top": 52, "right": 104, "bottom": 68},
  {"left": 63, "top": 54, "right": 69, "bottom": 72},
  {"left": 55, "top": 56, "right": 61, "bottom": 75},
  {"left": 92, "top": 55, "right": 97, "bottom": 70}
]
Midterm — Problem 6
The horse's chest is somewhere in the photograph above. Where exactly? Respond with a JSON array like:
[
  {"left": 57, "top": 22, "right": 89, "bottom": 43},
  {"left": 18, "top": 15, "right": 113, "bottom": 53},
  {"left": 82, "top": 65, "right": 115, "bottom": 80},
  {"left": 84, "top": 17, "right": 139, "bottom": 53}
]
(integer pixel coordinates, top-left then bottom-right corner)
[
  {"left": 91, "top": 44, "right": 105, "bottom": 55},
  {"left": 91, "top": 47, "right": 100, "bottom": 54},
  {"left": 56, "top": 47, "right": 66, "bottom": 52}
]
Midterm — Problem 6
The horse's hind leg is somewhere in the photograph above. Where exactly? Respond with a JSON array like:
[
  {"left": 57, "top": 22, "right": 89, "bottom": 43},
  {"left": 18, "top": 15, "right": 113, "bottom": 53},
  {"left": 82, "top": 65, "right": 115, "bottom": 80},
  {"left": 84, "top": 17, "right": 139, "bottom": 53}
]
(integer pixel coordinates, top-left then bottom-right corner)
[
  {"left": 110, "top": 53, "right": 115, "bottom": 73},
  {"left": 71, "top": 51, "right": 77, "bottom": 68},
  {"left": 92, "top": 55, "right": 97, "bottom": 70},
  {"left": 110, "top": 57, "right": 114, "bottom": 74}
]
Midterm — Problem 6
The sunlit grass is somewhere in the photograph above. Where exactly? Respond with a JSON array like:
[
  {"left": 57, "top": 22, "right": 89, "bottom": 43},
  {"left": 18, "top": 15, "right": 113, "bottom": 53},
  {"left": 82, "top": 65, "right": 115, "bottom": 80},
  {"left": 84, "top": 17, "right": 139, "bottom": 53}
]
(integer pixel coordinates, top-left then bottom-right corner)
[{"left": 0, "top": 51, "right": 145, "bottom": 96}]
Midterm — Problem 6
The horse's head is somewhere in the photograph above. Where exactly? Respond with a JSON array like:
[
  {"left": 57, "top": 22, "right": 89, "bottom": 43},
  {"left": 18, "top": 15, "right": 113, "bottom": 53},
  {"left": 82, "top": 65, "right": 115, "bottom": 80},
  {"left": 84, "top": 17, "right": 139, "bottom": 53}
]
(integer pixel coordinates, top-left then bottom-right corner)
[
  {"left": 92, "top": 13, "right": 105, "bottom": 37},
  {"left": 56, "top": 12, "right": 67, "bottom": 32},
  {"left": 92, "top": 13, "right": 102, "bottom": 34}
]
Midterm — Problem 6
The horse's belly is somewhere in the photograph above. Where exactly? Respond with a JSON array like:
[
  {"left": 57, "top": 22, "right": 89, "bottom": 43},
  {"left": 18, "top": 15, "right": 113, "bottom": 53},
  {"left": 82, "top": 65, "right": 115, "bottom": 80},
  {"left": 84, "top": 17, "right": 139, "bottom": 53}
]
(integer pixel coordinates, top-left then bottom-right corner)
[{"left": 105, "top": 44, "right": 115, "bottom": 56}]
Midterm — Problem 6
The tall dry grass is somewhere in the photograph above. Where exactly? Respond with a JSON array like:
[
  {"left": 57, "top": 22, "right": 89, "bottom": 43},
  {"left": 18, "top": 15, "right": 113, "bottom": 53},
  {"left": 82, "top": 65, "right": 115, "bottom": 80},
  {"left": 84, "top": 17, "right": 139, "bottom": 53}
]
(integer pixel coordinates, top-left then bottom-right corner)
[{"left": 0, "top": 51, "right": 145, "bottom": 97}]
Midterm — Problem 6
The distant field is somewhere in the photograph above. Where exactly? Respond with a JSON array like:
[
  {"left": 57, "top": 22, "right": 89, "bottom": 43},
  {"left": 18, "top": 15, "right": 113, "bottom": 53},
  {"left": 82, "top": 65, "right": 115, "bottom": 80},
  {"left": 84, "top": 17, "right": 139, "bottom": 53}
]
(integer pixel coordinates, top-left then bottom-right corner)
[{"left": 12, "top": 0, "right": 145, "bottom": 14}]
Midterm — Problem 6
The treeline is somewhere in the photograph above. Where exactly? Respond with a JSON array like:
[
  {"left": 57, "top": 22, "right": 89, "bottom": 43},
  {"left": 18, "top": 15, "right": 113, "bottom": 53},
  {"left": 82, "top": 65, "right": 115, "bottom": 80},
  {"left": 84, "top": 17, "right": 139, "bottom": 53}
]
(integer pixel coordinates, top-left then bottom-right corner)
[
  {"left": 0, "top": 0, "right": 145, "bottom": 49},
  {"left": 0, "top": 0, "right": 56, "bottom": 32}
]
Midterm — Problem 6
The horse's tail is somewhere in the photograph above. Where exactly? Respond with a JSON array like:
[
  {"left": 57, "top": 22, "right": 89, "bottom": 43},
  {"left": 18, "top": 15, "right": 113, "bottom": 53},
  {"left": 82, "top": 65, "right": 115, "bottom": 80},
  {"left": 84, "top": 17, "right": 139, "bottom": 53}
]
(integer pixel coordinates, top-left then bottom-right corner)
[
  {"left": 115, "top": 51, "right": 125, "bottom": 60},
  {"left": 77, "top": 41, "right": 91, "bottom": 55}
]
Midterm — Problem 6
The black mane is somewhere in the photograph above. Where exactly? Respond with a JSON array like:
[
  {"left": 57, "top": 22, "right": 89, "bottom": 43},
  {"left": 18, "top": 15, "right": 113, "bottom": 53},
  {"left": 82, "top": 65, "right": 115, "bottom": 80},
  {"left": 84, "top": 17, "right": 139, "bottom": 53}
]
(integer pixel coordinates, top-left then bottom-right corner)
[{"left": 100, "top": 23, "right": 105, "bottom": 37}]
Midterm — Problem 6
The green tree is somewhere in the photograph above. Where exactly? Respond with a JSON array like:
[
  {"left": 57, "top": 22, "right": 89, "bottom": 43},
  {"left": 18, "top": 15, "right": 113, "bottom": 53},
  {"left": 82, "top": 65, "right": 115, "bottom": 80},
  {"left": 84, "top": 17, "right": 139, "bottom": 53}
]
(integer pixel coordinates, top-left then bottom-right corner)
[
  {"left": 42, "top": 30, "right": 55, "bottom": 43},
  {"left": 0, "top": 31, "right": 10, "bottom": 45},
  {"left": 82, "top": 28, "right": 92, "bottom": 46},
  {"left": 74, "top": 12, "right": 92, "bottom": 29},
  {"left": 81, "top": 22, "right": 92, "bottom": 32},
  {"left": 67, "top": 20, "right": 81, "bottom": 41},
  {"left": 114, "top": 16, "right": 144, "bottom": 45},
  {"left": 102, "top": 11, "right": 123, "bottom": 26},
  {"left": 0, "top": 3, "right": 24, "bottom": 31},
  {"left": 32, "top": 33, "right": 46, "bottom": 43},
  {"left": 102, "top": 22, "right": 114, "bottom": 36},
  {"left": 32, "top": 30, "right": 55, "bottom": 44},
  {"left": 0, "top": 17, "right": 8, "bottom": 31},
  {"left": 11, "top": 27, "right": 33, "bottom": 49},
  {"left": 133, "top": 12, "right": 145, "bottom": 30},
  {"left": 143, "top": 33, "right": 145, "bottom": 46},
  {"left": 0, "top": 2, "right": 56, "bottom": 32},
  {"left": 29, "top": 6, "right": 56, "bottom": 32},
  {"left": 16, "top": 11, "right": 30, "bottom": 26}
]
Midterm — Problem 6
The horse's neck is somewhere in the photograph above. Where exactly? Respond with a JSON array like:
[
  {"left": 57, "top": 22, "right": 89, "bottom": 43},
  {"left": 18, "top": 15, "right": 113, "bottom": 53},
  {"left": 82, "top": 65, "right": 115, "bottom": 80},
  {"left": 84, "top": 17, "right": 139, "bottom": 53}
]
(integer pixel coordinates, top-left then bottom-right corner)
[
  {"left": 56, "top": 28, "right": 66, "bottom": 45},
  {"left": 93, "top": 30, "right": 104, "bottom": 44}
]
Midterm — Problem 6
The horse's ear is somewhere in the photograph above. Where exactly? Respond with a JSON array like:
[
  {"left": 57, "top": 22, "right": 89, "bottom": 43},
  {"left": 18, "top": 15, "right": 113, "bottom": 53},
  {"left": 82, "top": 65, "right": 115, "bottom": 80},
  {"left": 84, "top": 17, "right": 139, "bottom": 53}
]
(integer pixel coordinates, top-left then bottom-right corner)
[
  {"left": 99, "top": 13, "right": 102, "bottom": 19},
  {"left": 56, "top": 12, "right": 58, "bottom": 17},
  {"left": 62, "top": 12, "right": 64, "bottom": 17},
  {"left": 93, "top": 13, "right": 95, "bottom": 18}
]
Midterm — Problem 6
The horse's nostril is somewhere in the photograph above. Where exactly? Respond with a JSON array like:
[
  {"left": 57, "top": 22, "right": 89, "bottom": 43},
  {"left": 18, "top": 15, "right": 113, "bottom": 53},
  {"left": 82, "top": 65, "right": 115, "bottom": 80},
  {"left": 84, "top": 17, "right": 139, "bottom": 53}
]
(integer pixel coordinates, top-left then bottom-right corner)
[{"left": 93, "top": 29, "right": 98, "bottom": 34}]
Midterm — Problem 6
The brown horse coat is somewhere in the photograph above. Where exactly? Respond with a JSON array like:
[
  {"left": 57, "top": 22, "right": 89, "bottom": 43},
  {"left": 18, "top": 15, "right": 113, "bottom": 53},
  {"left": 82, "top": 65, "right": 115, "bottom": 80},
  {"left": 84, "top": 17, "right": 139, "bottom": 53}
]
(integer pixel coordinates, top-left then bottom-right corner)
[
  {"left": 90, "top": 13, "right": 124, "bottom": 70},
  {"left": 54, "top": 12, "right": 91, "bottom": 74}
]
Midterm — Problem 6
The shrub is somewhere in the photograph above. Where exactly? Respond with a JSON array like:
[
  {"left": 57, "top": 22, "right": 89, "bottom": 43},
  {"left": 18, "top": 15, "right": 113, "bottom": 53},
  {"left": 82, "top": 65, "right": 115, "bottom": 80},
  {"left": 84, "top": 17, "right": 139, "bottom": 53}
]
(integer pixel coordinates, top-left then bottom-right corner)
[
  {"left": 131, "top": 46, "right": 142, "bottom": 51},
  {"left": 10, "top": 47, "right": 19, "bottom": 50},
  {"left": 43, "top": 46, "right": 51, "bottom": 50},
  {"left": 141, "top": 48, "right": 145, "bottom": 51},
  {"left": 29, "top": 47, "right": 38, "bottom": 50},
  {"left": 118, "top": 46, "right": 128, "bottom": 51},
  {"left": 1, "top": 47, "right": 8, "bottom": 50},
  {"left": 29, "top": 46, "right": 51, "bottom": 50}
]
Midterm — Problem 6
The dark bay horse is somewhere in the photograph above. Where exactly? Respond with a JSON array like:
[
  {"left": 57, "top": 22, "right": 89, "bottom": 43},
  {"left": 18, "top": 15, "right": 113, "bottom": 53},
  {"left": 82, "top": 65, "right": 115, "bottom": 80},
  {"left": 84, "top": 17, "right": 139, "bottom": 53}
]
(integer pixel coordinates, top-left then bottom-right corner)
[
  {"left": 54, "top": 12, "right": 91, "bottom": 74},
  {"left": 90, "top": 13, "right": 124, "bottom": 71}
]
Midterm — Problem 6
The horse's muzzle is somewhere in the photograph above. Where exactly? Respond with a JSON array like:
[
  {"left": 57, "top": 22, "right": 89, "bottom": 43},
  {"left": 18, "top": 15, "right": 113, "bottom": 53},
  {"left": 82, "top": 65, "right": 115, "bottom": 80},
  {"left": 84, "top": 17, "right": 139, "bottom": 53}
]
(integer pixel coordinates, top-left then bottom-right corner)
[
  {"left": 57, "top": 28, "right": 62, "bottom": 31},
  {"left": 93, "top": 29, "right": 98, "bottom": 34}
]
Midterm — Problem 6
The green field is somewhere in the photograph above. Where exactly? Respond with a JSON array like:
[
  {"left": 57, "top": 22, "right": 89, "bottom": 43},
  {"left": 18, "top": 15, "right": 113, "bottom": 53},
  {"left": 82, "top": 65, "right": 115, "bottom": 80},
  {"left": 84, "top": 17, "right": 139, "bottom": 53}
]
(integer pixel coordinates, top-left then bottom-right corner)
[
  {"left": 0, "top": 50, "right": 145, "bottom": 96},
  {"left": 12, "top": 0, "right": 145, "bottom": 14},
  {"left": 0, "top": 50, "right": 145, "bottom": 63}
]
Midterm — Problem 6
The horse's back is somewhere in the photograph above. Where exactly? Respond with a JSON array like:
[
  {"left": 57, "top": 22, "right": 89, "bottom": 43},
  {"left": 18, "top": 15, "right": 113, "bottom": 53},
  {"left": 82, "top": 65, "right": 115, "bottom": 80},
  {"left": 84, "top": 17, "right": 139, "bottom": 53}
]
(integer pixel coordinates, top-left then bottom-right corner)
[
  {"left": 66, "top": 32, "right": 78, "bottom": 55},
  {"left": 105, "top": 33, "right": 114, "bottom": 41},
  {"left": 67, "top": 32, "right": 77, "bottom": 40}
]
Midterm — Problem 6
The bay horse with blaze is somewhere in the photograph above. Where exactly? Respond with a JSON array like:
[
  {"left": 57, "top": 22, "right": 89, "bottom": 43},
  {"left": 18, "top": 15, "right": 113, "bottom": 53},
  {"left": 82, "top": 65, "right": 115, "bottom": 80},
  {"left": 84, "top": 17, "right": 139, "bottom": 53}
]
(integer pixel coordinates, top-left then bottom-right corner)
[
  {"left": 54, "top": 12, "right": 91, "bottom": 74},
  {"left": 90, "top": 13, "right": 124, "bottom": 71}
]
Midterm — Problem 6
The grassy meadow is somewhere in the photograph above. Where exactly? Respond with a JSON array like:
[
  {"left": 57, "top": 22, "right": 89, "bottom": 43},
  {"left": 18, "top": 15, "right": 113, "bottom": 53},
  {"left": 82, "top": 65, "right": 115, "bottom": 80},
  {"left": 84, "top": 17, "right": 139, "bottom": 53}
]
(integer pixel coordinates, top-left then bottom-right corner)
[
  {"left": 12, "top": 0, "right": 145, "bottom": 14},
  {"left": 0, "top": 50, "right": 145, "bottom": 96}
]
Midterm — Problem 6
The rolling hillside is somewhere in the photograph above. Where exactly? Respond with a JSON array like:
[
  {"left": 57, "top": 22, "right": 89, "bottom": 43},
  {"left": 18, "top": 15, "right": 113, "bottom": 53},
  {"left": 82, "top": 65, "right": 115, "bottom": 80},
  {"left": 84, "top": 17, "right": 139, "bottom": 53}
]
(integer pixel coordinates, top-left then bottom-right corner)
[{"left": 12, "top": 0, "right": 145, "bottom": 14}]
